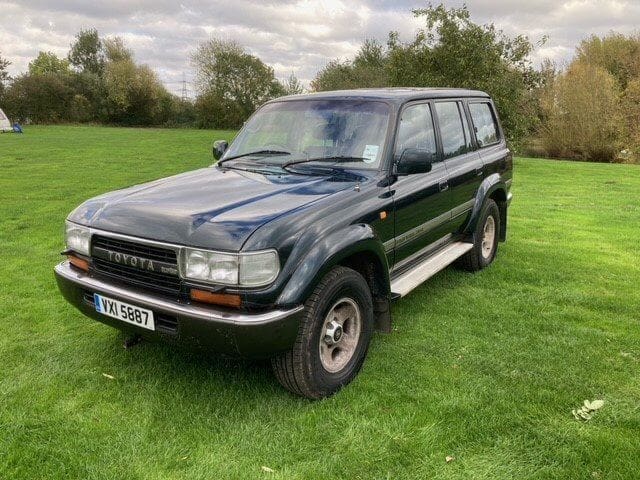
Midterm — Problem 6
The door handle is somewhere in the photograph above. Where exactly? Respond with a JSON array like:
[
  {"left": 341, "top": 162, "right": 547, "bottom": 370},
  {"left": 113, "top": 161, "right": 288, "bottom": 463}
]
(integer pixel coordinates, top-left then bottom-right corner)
[
  {"left": 438, "top": 180, "right": 449, "bottom": 192},
  {"left": 475, "top": 166, "right": 484, "bottom": 177}
]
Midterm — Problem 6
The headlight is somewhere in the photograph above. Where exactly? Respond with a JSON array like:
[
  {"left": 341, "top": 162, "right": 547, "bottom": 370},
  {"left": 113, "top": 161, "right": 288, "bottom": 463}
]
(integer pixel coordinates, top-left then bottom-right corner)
[
  {"left": 182, "top": 248, "right": 279, "bottom": 287},
  {"left": 65, "top": 222, "right": 91, "bottom": 255},
  {"left": 239, "top": 250, "right": 279, "bottom": 286}
]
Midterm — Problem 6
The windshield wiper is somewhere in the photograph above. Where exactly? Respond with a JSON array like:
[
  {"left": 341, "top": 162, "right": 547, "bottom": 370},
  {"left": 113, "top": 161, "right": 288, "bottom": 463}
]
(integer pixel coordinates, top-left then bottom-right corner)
[
  {"left": 219, "top": 149, "right": 291, "bottom": 165},
  {"left": 282, "top": 156, "right": 367, "bottom": 169}
]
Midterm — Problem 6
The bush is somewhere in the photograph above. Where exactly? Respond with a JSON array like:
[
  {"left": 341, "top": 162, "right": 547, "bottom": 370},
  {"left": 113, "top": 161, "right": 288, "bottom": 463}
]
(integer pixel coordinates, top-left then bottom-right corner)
[
  {"left": 540, "top": 62, "right": 622, "bottom": 162},
  {"left": 621, "top": 78, "right": 640, "bottom": 161},
  {"left": 3, "top": 73, "right": 75, "bottom": 123}
]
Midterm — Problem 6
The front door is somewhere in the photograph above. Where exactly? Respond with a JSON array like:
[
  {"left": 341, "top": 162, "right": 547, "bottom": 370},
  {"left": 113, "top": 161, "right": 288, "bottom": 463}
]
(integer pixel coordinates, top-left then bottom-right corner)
[{"left": 389, "top": 102, "right": 455, "bottom": 266}]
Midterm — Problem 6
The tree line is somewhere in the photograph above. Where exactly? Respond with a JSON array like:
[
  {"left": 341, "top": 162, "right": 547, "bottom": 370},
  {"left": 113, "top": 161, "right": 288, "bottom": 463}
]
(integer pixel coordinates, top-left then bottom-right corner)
[{"left": 0, "top": 4, "right": 639, "bottom": 163}]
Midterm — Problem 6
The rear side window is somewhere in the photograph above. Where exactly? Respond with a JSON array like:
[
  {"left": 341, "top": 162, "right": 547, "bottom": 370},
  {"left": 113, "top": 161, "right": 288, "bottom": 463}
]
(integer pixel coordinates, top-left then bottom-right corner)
[
  {"left": 469, "top": 102, "right": 499, "bottom": 147},
  {"left": 394, "top": 103, "right": 437, "bottom": 158},
  {"left": 434, "top": 102, "right": 471, "bottom": 158}
]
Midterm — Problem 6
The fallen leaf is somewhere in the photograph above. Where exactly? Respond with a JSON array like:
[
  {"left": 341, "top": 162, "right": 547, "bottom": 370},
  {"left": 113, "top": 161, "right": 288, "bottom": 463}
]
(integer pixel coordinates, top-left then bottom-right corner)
[
  {"left": 102, "top": 373, "right": 115, "bottom": 380},
  {"left": 578, "top": 410, "right": 592, "bottom": 421},
  {"left": 261, "top": 466, "right": 274, "bottom": 473},
  {"left": 588, "top": 400, "right": 604, "bottom": 410},
  {"left": 445, "top": 455, "right": 455, "bottom": 463},
  {"left": 181, "top": 456, "right": 188, "bottom": 461}
]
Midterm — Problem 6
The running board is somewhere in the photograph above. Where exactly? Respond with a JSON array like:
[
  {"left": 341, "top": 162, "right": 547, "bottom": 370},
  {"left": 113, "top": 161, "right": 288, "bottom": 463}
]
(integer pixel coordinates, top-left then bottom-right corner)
[{"left": 390, "top": 242, "right": 474, "bottom": 297}]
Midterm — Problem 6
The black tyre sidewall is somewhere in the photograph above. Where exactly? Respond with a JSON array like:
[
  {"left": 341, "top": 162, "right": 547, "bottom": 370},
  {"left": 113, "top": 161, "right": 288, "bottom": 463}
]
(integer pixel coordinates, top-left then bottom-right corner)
[{"left": 305, "top": 270, "right": 373, "bottom": 395}]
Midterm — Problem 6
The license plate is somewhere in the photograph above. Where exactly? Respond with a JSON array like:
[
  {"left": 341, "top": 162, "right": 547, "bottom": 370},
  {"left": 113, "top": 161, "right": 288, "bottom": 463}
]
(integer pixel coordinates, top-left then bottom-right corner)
[{"left": 93, "top": 293, "right": 155, "bottom": 331}]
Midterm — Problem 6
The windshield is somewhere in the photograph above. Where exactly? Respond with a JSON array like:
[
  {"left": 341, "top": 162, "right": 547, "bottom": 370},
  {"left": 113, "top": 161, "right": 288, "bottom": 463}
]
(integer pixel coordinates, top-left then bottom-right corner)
[{"left": 223, "top": 100, "right": 390, "bottom": 170}]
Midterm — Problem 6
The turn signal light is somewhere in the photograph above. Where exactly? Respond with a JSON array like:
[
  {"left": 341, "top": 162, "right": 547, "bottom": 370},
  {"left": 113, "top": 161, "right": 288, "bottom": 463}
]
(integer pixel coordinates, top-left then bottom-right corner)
[
  {"left": 190, "top": 289, "right": 242, "bottom": 308},
  {"left": 68, "top": 255, "right": 89, "bottom": 272}
]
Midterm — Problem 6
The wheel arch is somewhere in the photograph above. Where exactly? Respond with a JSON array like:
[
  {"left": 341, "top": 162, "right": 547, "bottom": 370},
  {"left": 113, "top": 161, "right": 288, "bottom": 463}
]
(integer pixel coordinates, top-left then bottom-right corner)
[
  {"left": 466, "top": 173, "right": 508, "bottom": 242},
  {"left": 277, "top": 224, "right": 392, "bottom": 331}
]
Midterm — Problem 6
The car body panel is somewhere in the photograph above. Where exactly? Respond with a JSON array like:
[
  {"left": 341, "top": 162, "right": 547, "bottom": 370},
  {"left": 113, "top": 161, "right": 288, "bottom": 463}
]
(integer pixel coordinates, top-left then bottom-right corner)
[{"left": 56, "top": 88, "right": 511, "bottom": 357}]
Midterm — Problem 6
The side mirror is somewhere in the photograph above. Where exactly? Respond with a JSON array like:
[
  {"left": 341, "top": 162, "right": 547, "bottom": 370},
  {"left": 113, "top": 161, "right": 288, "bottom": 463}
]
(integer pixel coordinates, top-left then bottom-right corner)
[
  {"left": 395, "top": 148, "right": 434, "bottom": 175},
  {"left": 212, "top": 140, "right": 228, "bottom": 161}
]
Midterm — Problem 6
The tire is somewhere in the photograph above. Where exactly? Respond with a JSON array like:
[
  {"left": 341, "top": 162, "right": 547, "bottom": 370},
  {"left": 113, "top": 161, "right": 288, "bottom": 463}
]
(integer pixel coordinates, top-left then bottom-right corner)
[
  {"left": 271, "top": 266, "right": 374, "bottom": 399},
  {"left": 458, "top": 199, "right": 500, "bottom": 272}
]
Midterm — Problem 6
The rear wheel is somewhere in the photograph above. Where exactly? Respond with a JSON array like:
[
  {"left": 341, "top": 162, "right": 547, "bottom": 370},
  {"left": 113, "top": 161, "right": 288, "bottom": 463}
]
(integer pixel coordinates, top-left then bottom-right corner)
[
  {"left": 458, "top": 199, "right": 500, "bottom": 272},
  {"left": 271, "top": 266, "right": 373, "bottom": 399}
]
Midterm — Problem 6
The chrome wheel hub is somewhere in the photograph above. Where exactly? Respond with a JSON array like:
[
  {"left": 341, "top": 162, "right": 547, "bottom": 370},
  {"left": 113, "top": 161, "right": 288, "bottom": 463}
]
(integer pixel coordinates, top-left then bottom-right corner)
[
  {"left": 319, "top": 297, "right": 362, "bottom": 373},
  {"left": 324, "top": 321, "right": 343, "bottom": 345},
  {"left": 481, "top": 215, "right": 496, "bottom": 259}
]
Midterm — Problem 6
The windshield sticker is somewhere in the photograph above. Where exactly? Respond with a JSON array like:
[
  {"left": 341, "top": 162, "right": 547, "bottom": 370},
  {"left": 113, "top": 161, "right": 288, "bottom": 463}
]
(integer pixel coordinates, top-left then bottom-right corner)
[{"left": 362, "top": 145, "right": 379, "bottom": 163}]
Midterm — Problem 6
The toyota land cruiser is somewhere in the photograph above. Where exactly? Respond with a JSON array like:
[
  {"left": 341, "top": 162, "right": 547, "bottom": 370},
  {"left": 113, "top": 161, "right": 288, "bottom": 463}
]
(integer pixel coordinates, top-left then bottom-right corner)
[{"left": 55, "top": 88, "right": 513, "bottom": 399}]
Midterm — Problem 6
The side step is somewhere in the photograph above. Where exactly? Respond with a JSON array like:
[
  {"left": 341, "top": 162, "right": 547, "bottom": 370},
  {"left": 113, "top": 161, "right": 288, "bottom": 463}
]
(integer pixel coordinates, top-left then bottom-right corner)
[{"left": 390, "top": 242, "right": 474, "bottom": 297}]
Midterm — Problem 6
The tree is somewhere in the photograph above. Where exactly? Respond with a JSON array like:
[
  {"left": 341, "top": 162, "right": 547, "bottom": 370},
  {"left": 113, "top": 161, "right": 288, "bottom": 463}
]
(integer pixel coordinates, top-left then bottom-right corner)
[
  {"left": 68, "top": 28, "right": 105, "bottom": 75},
  {"left": 103, "top": 37, "right": 133, "bottom": 63},
  {"left": 576, "top": 33, "right": 640, "bottom": 89},
  {"left": 0, "top": 51, "right": 10, "bottom": 100},
  {"left": 104, "top": 58, "right": 168, "bottom": 124},
  {"left": 283, "top": 73, "right": 304, "bottom": 95},
  {"left": 621, "top": 78, "right": 640, "bottom": 158},
  {"left": 192, "top": 39, "right": 285, "bottom": 128},
  {"left": 540, "top": 62, "right": 622, "bottom": 162},
  {"left": 312, "top": 39, "right": 388, "bottom": 91},
  {"left": 311, "top": 4, "right": 541, "bottom": 147},
  {"left": 28, "top": 51, "right": 71, "bottom": 75},
  {"left": 3, "top": 73, "right": 75, "bottom": 123}
]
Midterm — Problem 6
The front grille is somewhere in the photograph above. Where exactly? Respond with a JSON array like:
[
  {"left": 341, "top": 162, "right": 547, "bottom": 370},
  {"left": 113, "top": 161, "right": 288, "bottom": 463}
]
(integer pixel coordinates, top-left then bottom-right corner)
[
  {"left": 92, "top": 235, "right": 177, "bottom": 263},
  {"left": 91, "top": 235, "right": 182, "bottom": 296}
]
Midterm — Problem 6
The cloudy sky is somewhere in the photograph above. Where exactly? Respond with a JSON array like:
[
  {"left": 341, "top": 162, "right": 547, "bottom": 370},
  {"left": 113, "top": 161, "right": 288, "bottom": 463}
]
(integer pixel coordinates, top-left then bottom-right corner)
[{"left": 1, "top": 0, "right": 639, "bottom": 97}]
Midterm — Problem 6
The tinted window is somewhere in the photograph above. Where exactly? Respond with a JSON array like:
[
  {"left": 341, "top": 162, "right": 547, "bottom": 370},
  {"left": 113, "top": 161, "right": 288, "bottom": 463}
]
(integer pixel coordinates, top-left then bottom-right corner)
[
  {"left": 394, "top": 104, "right": 436, "bottom": 158},
  {"left": 469, "top": 102, "right": 499, "bottom": 147},
  {"left": 226, "top": 100, "right": 390, "bottom": 169},
  {"left": 435, "top": 102, "right": 469, "bottom": 158}
]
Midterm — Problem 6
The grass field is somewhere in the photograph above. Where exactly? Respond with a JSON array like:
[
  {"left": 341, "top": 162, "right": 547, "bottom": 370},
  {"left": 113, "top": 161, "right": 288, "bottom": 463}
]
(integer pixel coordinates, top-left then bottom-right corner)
[{"left": 1, "top": 125, "right": 639, "bottom": 479}]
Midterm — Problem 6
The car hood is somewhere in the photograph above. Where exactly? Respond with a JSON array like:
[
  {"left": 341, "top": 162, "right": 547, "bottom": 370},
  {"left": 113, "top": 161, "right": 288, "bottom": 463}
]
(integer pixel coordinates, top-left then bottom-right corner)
[{"left": 68, "top": 166, "right": 360, "bottom": 251}]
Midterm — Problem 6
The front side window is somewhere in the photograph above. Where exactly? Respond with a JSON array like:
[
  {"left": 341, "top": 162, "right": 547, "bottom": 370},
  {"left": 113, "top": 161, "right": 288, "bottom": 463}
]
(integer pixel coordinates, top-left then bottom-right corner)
[
  {"left": 435, "top": 102, "right": 470, "bottom": 159},
  {"left": 225, "top": 100, "right": 391, "bottom": 169},
  {"left": 469, "top": 102, "right": 499, "bottom": 147},
  {"left": 394, "top": 103, "right": 437, "bottom": 158}
]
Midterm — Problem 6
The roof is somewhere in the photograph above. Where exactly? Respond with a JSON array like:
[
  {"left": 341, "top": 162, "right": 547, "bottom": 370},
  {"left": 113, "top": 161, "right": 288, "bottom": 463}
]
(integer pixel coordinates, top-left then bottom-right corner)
[{"left": 273, "top": 87, "right": 491, "bottom": 104}]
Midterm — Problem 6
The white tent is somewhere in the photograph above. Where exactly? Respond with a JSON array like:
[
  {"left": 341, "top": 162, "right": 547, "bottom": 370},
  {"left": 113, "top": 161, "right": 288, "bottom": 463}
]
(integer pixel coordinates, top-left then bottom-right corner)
[{"left": 0, "top": 108, "right": 12, "bottom": 132}]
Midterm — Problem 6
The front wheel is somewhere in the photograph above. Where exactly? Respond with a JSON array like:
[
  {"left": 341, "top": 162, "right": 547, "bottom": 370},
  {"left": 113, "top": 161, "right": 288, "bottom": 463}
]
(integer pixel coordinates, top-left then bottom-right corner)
[
  {"left": 271, "top": 266, "right": 373, "bottom": 399},
  {"left": 458, "top": 199, "right": 500, "bottom": 272}
]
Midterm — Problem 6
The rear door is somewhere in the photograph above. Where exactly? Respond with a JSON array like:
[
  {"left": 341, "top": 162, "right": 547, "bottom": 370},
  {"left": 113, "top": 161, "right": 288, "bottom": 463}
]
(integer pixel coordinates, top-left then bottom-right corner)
[
  {"left": 433, "top": 100, "right": 484, "bottom": 232},
  {"left": 389, "top": 101, "right": 454, "bottom": 265},
  {"left": 467, "top": 100, "right": 511, "bottom": 182}
]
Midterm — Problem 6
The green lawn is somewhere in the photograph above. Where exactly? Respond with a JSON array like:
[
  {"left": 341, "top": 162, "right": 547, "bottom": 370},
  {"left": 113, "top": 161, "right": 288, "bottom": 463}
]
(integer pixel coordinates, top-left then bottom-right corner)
[{"left": 1, "top": 125, "right": 639, "bottom": 479}]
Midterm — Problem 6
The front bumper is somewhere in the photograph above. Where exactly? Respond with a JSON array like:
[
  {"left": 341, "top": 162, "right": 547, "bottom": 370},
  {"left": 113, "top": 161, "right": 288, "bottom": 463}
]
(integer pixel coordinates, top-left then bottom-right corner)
[{"left": 54, "top": 261, "right": 303, "bottom": 357}]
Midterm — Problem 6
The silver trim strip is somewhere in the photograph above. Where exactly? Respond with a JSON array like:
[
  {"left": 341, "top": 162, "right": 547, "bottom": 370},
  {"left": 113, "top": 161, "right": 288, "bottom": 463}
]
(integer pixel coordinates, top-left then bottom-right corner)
[
  {"left": 391, "top": 234, "right": 453, "bottom": 273},
  {"left": 82, "top": 225, "right": 184, "bottom": 252},
  {"left": 393, "top": 210, "right": 451, "bottom": 250},
  {"left": 55, "top": 262, "right": 303, "bottom": 326},
  {"left": 451, "top": 199, "right": 475, "bottom": 218},
  {"left": 382, "top": 200, "right": 474, "bottom": 254}
]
